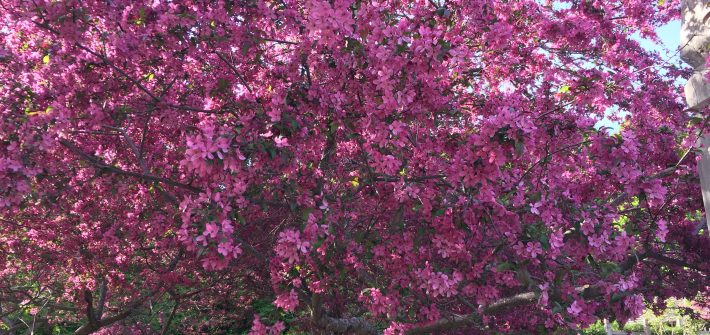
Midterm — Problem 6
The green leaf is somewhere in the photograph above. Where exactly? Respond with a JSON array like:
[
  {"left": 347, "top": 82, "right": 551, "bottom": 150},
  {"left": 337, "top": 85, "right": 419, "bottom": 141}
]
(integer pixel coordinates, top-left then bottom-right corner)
[
  {"left": 241, "top": 41, "right": 251, "bottom": 56},
  {"left": 529, "top": 192, "right": 542, "bottom": 202},
  {"left": 345, "top": 38, "right": 363, "bottom": 54},
  {"left": 515, "top": 140, "right": 525, "bottom": 157},
  {"left": 599, "top": 262, "right": 621, "bottom": 277},
  {"left": 301, "top": 208, "right": 313, "bottom": 222},
  {"left": 395, "top": 43, "right": 409, "bottom": 55},
  {"left": 267, "top": 147, "right": 277, "bottom": 159},
  {"left": 551, "top": 302, "right": 564, "bottom": 314},
  {"left": 689, "top": 115, "right": 705, "bottom": 125},
  {"left": 611, "top": 291, "right": 631, "bottom": 302},
  {"left": 539, "top": 234, "right": 550, "bottom": 250},
  {"left": 252, "top": 298, "right": 278, "bottom": 318},
  {"left": 42, "top": 54, "right": 50, "bottom": 64},
  {"left": 312, "top": 237, "right": 325, "bottom": 249},
  {"left": 630, "top": 196, "right": 640, "bottom": 207},
  {"left": 497, "top": 262, "right": 514, "bottom": 271}
]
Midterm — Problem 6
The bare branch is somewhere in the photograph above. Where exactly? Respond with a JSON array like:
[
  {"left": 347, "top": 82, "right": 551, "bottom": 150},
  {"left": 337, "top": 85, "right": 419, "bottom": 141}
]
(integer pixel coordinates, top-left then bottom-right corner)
[
  {"left": 159, "top": 299, "right": 180, "bottom": 335},
  {"left": 59, "top": 139, "right": 200, "bottom": 193},
  {"left": 96, "top": 279, "right": 108, "bottom": 320},
  {"left": 82, "top": 290, "right": 98, "bottom": 327},
  {"left": 314, "top": 252, "right": 658, "bottom": 335},
  {"left": 215, "top": 51, "right": 254, "bottom": 94}
]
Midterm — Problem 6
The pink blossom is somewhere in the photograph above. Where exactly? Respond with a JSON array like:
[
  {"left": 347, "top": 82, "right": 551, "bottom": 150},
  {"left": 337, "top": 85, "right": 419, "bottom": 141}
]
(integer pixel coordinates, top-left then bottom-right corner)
[
  {"left": 656, "top": 219, "right": 668, "bottom": 242},
  {"left": 249, "top": 315, "right": 285, "bottom": 335},
  {"left": 567, "top": 300, "right": 584, "bottom": 317},
  {"left": 275, "top": 230, "right": 310, "bottom": 264},
  {"left": 0, "top": 0, "right": 704, "bottom": 333},
  {"left": 274, "top": 289, "right": 299, "bottom": 311},
  {"left": 204, "top": 222, "right": 219, "bottom": 239},
  {"left": 359, "top": 288, "right": 398, "bottom": 317},
  {"left": 624, "top": 294, "right": 645, "bottom": 319},
  {"left": 274, "top": 136, "right": 289, "bottom": 148}
]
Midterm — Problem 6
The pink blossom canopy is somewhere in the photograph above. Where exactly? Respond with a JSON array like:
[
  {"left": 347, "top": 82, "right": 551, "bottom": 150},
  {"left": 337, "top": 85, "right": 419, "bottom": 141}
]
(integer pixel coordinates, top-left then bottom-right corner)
[{"left": 0, "top": 0, "right": 708, "bottom": 334}]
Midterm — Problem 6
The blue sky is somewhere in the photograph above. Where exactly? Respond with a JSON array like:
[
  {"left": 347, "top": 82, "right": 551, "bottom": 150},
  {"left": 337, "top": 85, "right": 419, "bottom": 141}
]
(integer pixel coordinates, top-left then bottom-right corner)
[
  {"left": 595, "top": 20, "right": 682, "bottom": 132},
  {"left": 638, "top": 20, "right": 681, "bottom": 59},
  {"left": 549, "top": 1, "right": 681, "bottom": 57}
]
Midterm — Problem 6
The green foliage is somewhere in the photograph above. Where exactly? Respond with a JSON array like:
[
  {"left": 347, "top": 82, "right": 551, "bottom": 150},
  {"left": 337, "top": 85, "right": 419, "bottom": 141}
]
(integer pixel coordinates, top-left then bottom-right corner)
[
  {"left": 581, "top": 299, "right": 710, "bottom": 335},
  {"left": 579, "top": 320, "right": 610, "bottom": 335}
]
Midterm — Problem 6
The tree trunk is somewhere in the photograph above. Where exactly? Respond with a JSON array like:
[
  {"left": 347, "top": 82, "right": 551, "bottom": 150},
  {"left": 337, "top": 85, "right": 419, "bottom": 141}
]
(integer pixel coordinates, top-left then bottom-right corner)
[
  {"left": 604, "top": 319, "right": 613, "bottom": 335},
  {"left": 643, "top": 317, "right": 651, "bottom": 335}
]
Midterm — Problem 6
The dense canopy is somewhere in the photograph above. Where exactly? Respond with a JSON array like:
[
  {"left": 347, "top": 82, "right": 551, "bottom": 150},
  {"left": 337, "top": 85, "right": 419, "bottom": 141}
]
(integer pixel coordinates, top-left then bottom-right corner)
[{"left": 0, "top": 0, "right": 708, "bottom": 334}]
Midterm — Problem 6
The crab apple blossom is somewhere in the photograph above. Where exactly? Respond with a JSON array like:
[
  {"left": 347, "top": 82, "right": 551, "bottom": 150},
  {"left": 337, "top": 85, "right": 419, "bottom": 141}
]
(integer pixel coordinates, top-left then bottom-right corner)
[{"left": 0, "top": 0, "right": 708, "bottom": 334}]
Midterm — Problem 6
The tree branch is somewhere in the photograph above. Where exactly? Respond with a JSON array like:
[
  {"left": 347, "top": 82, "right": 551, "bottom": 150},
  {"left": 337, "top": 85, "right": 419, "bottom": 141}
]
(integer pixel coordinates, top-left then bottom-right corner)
[
  {"left": 74, "top": 289, "right": 160, "bottom": 335},
  {"left": 310, "top": 294, "right": 379, "bottom": 335},
  {"left": 645, "top": 251, "right": 707, "bottom": 273},
  {"left": 83, "top": 289, "right": 99, "bottom": 328},
  {"left": 159, "top": 299, "right": 179, "bottom": 335},
  {"left": 59, "top": 139, "right": 200, "bottom": 193},
  {"left": 96, "top": 279, "right": 108, "bottom": 320},
  {"left": 215, "top": 51, "right": 253, "bottom": 94},
  {"left": 314, "top": 252, "right": 654, "bottom": 335}
]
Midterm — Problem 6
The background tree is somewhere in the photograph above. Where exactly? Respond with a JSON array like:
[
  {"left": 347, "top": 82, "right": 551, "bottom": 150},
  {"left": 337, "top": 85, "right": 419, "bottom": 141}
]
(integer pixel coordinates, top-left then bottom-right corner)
[{"left": 0, "top": 0, "right": 707, "bottom": 334}]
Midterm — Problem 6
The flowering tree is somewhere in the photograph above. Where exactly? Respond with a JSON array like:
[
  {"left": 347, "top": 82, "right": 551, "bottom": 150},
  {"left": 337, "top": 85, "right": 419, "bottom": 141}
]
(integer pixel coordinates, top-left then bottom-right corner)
[{"left": 0, "top": 0, "right": 708, "bottom": 334}]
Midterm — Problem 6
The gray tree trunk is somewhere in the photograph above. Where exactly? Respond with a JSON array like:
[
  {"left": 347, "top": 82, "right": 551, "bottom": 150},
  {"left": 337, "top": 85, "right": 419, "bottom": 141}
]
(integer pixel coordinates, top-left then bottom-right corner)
[
  {"left": 680, "top": 0, "right": 710, "bottom": 232},
  {"left": 604, "top": 319, "right": 614, "bottom": 335}
]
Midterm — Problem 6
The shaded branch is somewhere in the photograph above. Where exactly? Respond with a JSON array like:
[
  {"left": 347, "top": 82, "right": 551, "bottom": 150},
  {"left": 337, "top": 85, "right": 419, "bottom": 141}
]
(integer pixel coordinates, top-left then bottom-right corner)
[
  {"left": 74, "top": 290, "right": 159, "bottom": 335},
  {"left": 646, "top": 251, "right": 707, "bottom": 273},
  {"left": 96, "top": 279, "right": 108, "bottom": 320},
  {"left": 310, "top": 295, "right": 378, "bottom": 335},
  {"left": 59, "top": 139, "right": 200, "bottom": 193},
  {"left": 373, "top": 174, "right": 446, "bottom": 183},
  {"left": 159, "top": 299, "right": 179, "bottom": 335},
  {"left": 83, "top": 290, "right": 98, "bottom": 327},
  {"left": 215, "top": 51, "right": 254, "bottom": 94},
  {"left": 313, "top": 252, "right": 666, "bottom": 335}
]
